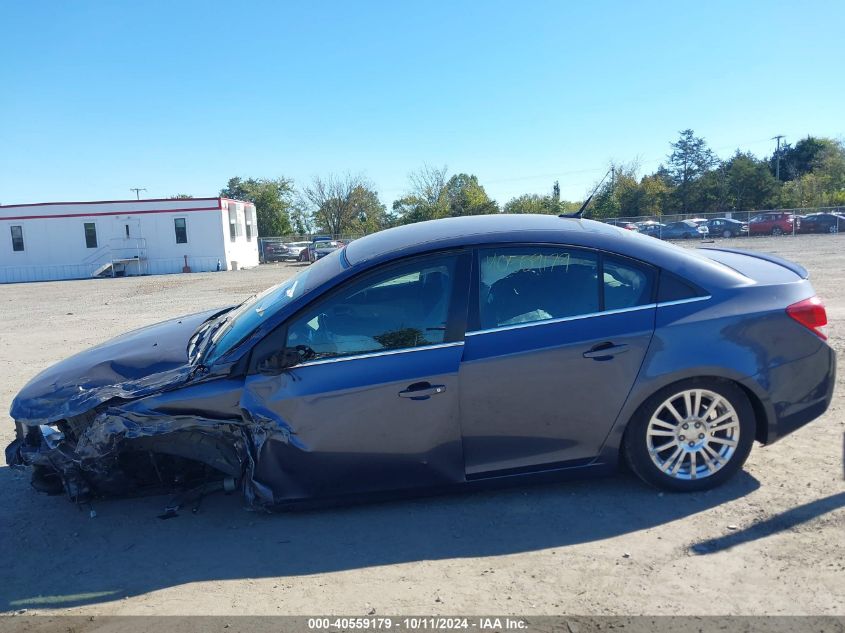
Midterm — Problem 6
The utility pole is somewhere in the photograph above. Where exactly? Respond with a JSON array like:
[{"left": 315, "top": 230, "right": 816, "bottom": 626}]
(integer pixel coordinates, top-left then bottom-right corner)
[
  {"left": 130, "top": 187, "right": 147, "bottom": 200},
  {"left": 772, "top": 135, "right": 785, "bottom": 180}
]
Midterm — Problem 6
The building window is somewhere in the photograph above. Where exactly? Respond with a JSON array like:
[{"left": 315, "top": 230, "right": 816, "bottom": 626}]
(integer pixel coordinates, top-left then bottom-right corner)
[
  {"left": 84, "top": 222, "right": 98, "bottom": 249},
  {"left": 174, "top": 217, "right": 188, "bottom": 244},
  {"left": 10, "top": 226, "right": 24, "bottom": 252},
  {"left": 228, "top": 205, "right": 242, "bottom": 242},
  {"left": 245, "top": 206, "right": 255, "bottom": 242}
]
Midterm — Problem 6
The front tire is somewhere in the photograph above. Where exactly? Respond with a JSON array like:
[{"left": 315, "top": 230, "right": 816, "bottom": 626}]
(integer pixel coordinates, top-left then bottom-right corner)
[
  {"left": 623, "top": 379, "right": 755, "bottom": 492},
  {"left": 722, "top": 229, "right": 733, "bottom": 238},
  {"left": 772, "top": 227, "right": 784, "bottom": 236}
]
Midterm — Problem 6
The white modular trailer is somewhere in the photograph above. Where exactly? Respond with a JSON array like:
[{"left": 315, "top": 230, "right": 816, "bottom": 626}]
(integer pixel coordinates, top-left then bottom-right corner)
[{"left": 0, "top": 197, "right": 259, "bottom": 283}]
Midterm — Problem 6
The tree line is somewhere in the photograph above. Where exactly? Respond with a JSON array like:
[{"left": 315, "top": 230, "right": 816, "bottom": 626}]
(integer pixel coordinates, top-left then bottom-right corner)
[{"left": 207, "top": 130, "right": 845, "bottom": 237}]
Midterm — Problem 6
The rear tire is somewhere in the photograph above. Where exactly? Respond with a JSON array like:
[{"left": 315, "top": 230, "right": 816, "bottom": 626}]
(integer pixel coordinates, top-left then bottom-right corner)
[
  {"left": 623, "top": 378, "right": 755, "bottom": 492},
  {"left": 722, "top": 230, "right": 732, "bottom": 238}
]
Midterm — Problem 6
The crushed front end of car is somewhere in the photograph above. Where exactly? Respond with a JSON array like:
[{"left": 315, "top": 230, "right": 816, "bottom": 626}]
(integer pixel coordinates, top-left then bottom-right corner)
[{"left": 3, "top": 308, "right": 275, "bottom": 510}]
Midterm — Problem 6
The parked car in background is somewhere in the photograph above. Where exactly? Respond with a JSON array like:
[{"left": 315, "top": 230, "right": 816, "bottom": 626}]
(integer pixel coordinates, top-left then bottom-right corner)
[
  {"left": 749, "top": 212, "right": 800, "bottom": 236},
  {"left": 705, "top": 218, "right": 749, "bottom": 238},
  {"left": 605, "top": 219, "right": 638, "bottom": 230},
  {"left": 6, "top": 215, "right": 835, "bottom": 508},
  {"left": 658, "top": 220, "right": 708, "bottom": 240},
  {"left": 309, "top": 240, "right": 343, "bottom": 263},
  {"left": 262, "top": 240, "right": 290, "bottom": 262},
  {"left": 798, "top": 213, "right": 845, "bottom": 234},
  {"left": 284, "top": 241, "right": 311, "bottom": 261},
  {"left": 636, "top": 221, "right": 667, "bottom": 238}
]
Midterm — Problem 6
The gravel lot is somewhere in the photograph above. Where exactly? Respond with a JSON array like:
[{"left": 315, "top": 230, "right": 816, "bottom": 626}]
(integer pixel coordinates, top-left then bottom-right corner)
[{"left": 1, "top": 235, "right": 843, "bottom": 616}]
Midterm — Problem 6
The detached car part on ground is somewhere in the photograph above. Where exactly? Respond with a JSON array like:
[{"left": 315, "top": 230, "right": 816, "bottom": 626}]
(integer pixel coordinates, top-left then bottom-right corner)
[{"left": 6, "top": 215, "right": 836, "bottom": 510}]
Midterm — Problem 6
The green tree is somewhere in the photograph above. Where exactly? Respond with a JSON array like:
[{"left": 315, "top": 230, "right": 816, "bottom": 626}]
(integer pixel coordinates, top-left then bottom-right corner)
[
  {"left": 220, "top": 177, "right": 294, "bottom": 236},
  {"left": 637, "top": 171, "right": 673, "bottom": 217},
  {"left": 304, "top": 174, "right": 384, "bottom": 236},
  {"left": 667, "top": 129, "right": 717, "bottom": 213},
  {"left": 504, "top": 193, "right": 558, "bottom": 214},
  {"left": 779, "top": 139, "right": 845, "bottom": 207},
  {"left": 692, "top": 163, "right": 731, "bottom": 212},
  {"left": 288, "top": 200, "right": 313, "bottom": 235},
  {"left": 590, "top": 163, "right": 640, "bottom": 218},
  {"left": 443, "top": 173, "right": 499, "bottom": 216},
  {"left": 348, "top": 184, "right": 388, "bottom": 234},
  {"left": 724, "top": 151, "right": 779, "bottom": 210},
  {"left": 391, "top": 165, "right": 450, "bottom": 224},
  {"left": 773, "top": 136, "right": 841, "bottom": 181}
]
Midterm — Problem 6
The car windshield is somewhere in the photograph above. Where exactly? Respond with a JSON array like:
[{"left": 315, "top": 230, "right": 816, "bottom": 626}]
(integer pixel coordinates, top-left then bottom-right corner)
[{"left": 203, "top": 249, "right": 345, "bottom": 364}]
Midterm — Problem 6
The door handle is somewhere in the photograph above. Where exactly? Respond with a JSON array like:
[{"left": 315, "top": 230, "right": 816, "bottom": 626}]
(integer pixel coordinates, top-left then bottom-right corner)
[
  {"left": 583, "top": 342, "right": 629, "bottom": 360},
  {"left": 398, "top": 382, "right": 447, "bottom": 399}
]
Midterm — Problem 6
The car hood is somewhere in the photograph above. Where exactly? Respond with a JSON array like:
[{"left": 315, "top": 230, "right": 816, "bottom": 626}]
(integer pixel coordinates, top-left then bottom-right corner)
[{"left": 10, "top": 308, "right": 221, "bottom": 425}]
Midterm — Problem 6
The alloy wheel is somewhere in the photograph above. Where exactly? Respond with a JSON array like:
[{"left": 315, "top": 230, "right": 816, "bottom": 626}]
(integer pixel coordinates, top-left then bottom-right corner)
[{"left": 646, "top": 389, "right": 740, "bottom": 481}]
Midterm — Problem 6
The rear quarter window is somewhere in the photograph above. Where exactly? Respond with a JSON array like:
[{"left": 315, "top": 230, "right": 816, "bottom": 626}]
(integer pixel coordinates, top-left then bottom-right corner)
[
  {"left": 602, "top": 255, "right": 656, "bottom": 310},
  {"left": 657, "top": 271, "right": 703, "bottom": 302}
]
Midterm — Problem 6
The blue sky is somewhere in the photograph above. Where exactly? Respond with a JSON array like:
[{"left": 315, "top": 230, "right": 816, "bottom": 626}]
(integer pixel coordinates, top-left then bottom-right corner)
[{"left": 1, "top": 0, "right": 843, "bottom": 207}]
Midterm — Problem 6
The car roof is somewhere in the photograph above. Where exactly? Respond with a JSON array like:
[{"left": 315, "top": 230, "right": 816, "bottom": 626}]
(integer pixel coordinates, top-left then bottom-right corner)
[
  {"left": 345, "top": 215, "right": 609, "bottom": 265},
  {"left": 342, "top": 214, "right": 745, "bottom": 288}
]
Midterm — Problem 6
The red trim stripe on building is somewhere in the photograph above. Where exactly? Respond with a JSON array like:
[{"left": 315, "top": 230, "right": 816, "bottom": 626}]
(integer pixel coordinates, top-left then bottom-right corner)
[
  {"left": 0, "top": 197, "right": 225, "bottom": 209},
  {"left": 0, "top": 205, "right": 224, "bottom": 221}
]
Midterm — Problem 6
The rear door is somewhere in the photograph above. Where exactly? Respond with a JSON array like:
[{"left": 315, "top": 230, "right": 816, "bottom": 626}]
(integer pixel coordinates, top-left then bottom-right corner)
[
  {"left": 459, "top": 245, "right": 656, "bottom": 478},
  {"left": 241, "top": 251, "right": 471, "bottom": 503}
]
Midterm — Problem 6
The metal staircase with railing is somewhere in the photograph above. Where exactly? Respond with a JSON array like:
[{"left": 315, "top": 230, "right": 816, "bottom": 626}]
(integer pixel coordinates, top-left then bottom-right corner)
[{"left": 85, "top": 237, "right": 148, "bottom": 278}]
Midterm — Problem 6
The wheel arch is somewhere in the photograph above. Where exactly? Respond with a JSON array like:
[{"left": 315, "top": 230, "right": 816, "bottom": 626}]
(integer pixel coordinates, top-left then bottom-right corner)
[{"left": 600, "top": 370, "right": 773, "bottom": 466}]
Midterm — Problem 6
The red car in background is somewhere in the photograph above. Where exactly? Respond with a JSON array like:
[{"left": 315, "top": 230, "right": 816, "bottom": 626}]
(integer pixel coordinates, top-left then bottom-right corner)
[
  {"left": 748, "top": 211, "right": 801, "bottom": 236},
  {"left": 604, "top": 219, "right": 638, "bottom": 230}
]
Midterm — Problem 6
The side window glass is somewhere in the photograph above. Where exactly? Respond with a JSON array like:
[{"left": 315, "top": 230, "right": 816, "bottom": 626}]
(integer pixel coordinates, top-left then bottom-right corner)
[
  {"left": 658, "top": 271, "right": 702, "bottom": 302},
  {"left": 603, "top": 255, "right": 655, "bottom": 310},
  {"left": 286, "top": 254, "right": 457, "bottom": 361},
  {"left": 478, "top": 247, "right": 599, "bottom": 330}
]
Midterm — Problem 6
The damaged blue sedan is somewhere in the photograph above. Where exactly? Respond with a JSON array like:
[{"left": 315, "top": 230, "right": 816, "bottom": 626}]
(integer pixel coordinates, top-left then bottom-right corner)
[{"left": 5, "top": 215, "right": 836, "bottom": 509}]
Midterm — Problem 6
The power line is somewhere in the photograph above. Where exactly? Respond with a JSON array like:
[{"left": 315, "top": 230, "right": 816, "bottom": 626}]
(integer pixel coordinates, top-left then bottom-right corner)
[{"left": 129, "top": 187, "right": 147, "bottom": 200}]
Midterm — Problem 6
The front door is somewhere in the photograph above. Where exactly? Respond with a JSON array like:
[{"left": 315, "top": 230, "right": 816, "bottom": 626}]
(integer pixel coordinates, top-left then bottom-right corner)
[
  {"left": 459, "top": 245, "right": 656, "bottom": 478},
  {"left": 241, "top": 251, "right": 470, "bottom": 503}
]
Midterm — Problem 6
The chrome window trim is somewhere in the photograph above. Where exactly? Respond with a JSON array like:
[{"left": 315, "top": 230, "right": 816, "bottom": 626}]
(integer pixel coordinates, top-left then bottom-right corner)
[
  {"left": 656, "top": 295, "right": 712, "bottom": 308},
  {"left": 464, "top": 295, "right": 713, "bottom": 337},
  {"left": 291, "top": 341, "right": 465, "bottom": 368},
  {"left": 466, "top": 303, "right": 658, "bottom": 337}
]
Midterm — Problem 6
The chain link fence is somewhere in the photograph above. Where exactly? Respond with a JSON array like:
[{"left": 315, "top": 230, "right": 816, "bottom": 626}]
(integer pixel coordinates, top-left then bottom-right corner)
[
  {"left": 606, "top": 206, "right": 845, "bottom": 240},
  {"left": 258, "top": 234, "right": 364, "bottom": 263}
]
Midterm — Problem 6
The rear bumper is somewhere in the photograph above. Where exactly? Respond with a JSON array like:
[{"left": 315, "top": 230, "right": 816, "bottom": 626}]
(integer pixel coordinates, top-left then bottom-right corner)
[{"left": 756, "top": 342, "right": 836, "bottom": 444}]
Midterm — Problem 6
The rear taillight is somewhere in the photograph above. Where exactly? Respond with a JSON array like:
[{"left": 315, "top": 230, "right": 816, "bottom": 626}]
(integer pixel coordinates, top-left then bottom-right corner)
[{"left": 786, "top": 296, "right": 828, "bottom": 340}]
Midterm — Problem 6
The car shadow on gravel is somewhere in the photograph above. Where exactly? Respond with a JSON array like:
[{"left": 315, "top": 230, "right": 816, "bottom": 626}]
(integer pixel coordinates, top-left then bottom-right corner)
[
  {"left": 690, "top": 490, "right": 845, "bottom": 555},
  {"left": 1, "top": 468, "right": 760, "bottom": 611}
]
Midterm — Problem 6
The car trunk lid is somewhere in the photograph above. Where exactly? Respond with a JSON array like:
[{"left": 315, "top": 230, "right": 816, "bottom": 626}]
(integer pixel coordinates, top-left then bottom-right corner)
[{"left": 696, "top": 247, "right": 808, "bottom": 284}]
